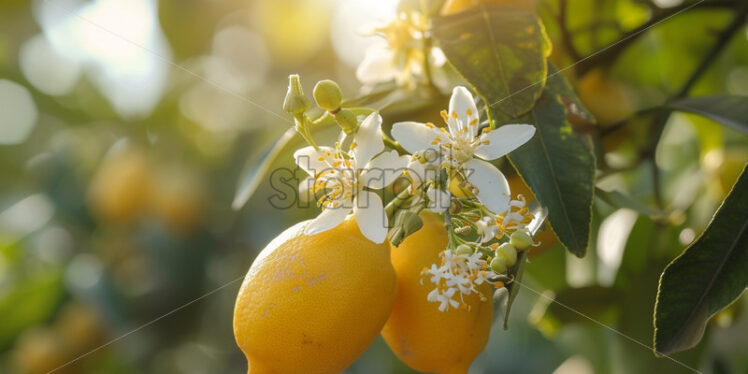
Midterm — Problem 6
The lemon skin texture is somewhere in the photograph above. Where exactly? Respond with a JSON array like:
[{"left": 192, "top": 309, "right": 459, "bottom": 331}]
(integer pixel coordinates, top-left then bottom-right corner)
[
  {"left": 381, "top": 212, "right": 493, "bottom": 374},
  {"left": 233, "top": 217, "right": 397, "bottom": 374}
]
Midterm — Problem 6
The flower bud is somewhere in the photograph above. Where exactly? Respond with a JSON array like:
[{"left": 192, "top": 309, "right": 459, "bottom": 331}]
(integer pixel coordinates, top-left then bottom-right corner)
[
  {"left": 455, "top": 244, "right": 473, "bottom": 255},
  {"left": 496, "top": 243, "right": 517, "bottom": 267},
  {"left": 283, "top": 74, "right": 310, "bottom": 116},
  {"left": 313, "top": 80, "right": 343, "bottom": 112},
  {"left": 334, "top": 109, "right": 358, "bottom": 135},
  {"left": 490, "top": 256, "right": 507, "bottom": 274},
  {"left": 388, "top": 210, "right": 423, "bottom": 247},
  {"left": 510, "top": 228, "right": 533, "bottom": 251}
]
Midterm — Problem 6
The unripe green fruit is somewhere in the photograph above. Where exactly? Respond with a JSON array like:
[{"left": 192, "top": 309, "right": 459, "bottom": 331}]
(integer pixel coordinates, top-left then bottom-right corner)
[
  {"left": 490, "top": 256, "right": 507, "bottom": 274},
  {"left": 313, "top": 80, "right": 343, "bottom": 112},
  {"left": 510, "top": 229, "right": 533, "bottom": 251},
  {"left": 496, "top": 243, "right": 517, "bottom": 267},
  {"left": 455, "top": 244, "right": 473, "bottom": 255}
]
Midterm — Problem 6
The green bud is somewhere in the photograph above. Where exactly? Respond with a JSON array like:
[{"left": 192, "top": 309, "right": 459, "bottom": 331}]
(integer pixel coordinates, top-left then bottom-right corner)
[
  {"left": 334, "top": 109, "right": 358, "bottom": 135},
  {"left": 490, "top": 256, "right": 507, "bottom": 274},
  {"left": 313, "top": 80, "right": 343, "bottom": 112},
  {"left": 455, "top": 244, "right": 473, "bottom": 255},
  {"left": 510, "top": 228, "right": 533, "bottom": 251},
  {"left": 496, "top": 243, "right": 517, "bottom": 267},
  {"left": 283, "top": 74, "right": 310, "bottom": 116},
  {"left": 388, "top": 210, "right": 423, "bottom": 246}
]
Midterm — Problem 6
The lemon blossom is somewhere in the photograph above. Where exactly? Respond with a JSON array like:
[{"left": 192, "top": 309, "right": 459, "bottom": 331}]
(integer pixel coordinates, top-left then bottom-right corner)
[
  {"left": 356, "top": 12, "right": 447, "bottom": 87},
  {"left": 391, "top": 86, "right": 536, "bottom": 214},
  {"left": 423, "top": 250, "right": 490, "bottom": 312},
  {"left": 295, "top": 113, "right": 408, "bottom": 243},
  {"left": 475, "top": 216, "right": 500, "bottom": 243}
]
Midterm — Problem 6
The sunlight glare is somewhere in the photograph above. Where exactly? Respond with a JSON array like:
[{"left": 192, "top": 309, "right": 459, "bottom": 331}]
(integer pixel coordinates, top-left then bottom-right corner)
[{"left": 330, "top": 0, "right": 399, "bottom": 68}]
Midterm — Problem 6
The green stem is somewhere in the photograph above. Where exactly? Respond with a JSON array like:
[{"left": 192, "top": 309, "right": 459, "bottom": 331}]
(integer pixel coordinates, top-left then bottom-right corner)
[{"left": 383, "top": 132, "right": 408, "bottom": 154}]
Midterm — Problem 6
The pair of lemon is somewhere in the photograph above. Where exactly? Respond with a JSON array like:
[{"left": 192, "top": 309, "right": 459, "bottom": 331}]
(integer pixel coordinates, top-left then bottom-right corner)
[{"left": 233, "top": 212, "right": 492, "bottom": 374}]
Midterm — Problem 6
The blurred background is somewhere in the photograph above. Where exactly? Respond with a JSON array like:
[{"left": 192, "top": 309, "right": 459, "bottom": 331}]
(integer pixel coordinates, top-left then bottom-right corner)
[{"left": 0, "top": 0, "right": 746, "bottom": 373}]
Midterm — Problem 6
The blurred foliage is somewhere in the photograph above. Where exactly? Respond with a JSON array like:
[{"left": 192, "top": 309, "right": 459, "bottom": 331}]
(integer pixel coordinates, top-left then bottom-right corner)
[{"left": 0, "top": 0, "right": 746, "bottom": 373}]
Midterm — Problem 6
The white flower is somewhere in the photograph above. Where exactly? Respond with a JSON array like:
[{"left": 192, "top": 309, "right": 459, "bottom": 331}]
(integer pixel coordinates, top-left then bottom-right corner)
[
  {"left": 423, "top": 250, "right": 490, "bottom": 312},
  {"left": 496, "top": 194, "right": 534, "bottom": 234},
  {"left": 391, "top": 86, "right": 536, "bottom": 213},
  {"left": 294, "top": 113, "right": 408, "bottom": 243},
  {"left": 356, "top": 12, "right": 447, "bottom": 88},
  {"left": 475, "top": 216, "right": 500, "bottom": 243}
]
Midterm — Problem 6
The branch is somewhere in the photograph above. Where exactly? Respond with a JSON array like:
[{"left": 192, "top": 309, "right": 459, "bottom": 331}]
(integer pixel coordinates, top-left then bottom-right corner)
[
  {"left": 645, "top": 5, "right": 747, "bottom": 206},
  {"left": 575, "top": 0, "right": 739, "bottom": 76}
]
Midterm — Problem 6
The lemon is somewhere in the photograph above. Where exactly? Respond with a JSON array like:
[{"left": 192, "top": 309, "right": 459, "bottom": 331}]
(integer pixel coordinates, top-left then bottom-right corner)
[
  {"left": 88, "top": 146, "right": 152, "bottom": 225},
  {"left": 576, "top": 69, "right": 633, "bottom": 125},
  {"left": 233, "top": 217, "right": 397, "bottom": 374},
  {"left": 382, "top": 212, "right": 493, "bottom": 374},
  {"left": 149, "top": 166, "right": 205, "bottom": 233}
]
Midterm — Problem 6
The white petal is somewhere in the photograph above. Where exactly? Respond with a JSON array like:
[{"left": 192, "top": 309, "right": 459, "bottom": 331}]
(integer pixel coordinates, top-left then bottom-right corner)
[
  {"left": 356, "top": 44, "right": 398, "bottom": 84},
  {"left": 360, "top": 150, "right": 409, "bottom": 189},
  {"left": 352, "top": 113, "right": 385, "bottom": 166},
  {"left": 353, "top": 191, "right": 387, "bottom": 243},
  {"left": 474, "top": 124, "right": 536, "bottom": 160},
  {"left": 448, "top": 86, "right": 479, "bottom": 138},
  {"left": 294, "top": 146, "right": 336, "bottom": 176},
  {"left": 305, "top": 206, "right": 349, "bottom": 235},
  {"left": 463, "top": 158, "right": 511, "bottom": 213},
  {"left": 391, "top": 121, "right": 444, "bottom": 154}
]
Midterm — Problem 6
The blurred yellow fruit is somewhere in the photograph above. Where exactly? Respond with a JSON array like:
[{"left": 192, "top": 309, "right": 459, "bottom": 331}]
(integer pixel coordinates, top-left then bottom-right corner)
[
  {"left": 441, "top": 0, "right": 534, "bottom": 15},
  {"left": 12, "top": 328, "right": 68, "bottom": 374},
  {"left": 576, "top": 69, "right": 633, "bottom": 125},
  {"left": 54, "top": 302, "right": 104, "bottom": 354},
  {"left": 251, "top": 0, "right": 330, "bottom": 64},
  {"left": 233, "top": 217, "right": 397, "bottom": 374},
  {"left": 88, "top": 146, "right": 153, "bottom": 225},
  {"left": 382, "top": 212, "right": 493, "bottom": 374},
  {"left": 150, "top": 167, "right": 206, "bottom": 233}
]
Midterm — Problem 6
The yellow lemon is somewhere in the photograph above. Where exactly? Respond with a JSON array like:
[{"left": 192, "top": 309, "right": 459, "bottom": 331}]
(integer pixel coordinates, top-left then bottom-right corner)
[
  {"left": 88, "top": 146, "right": 152, "bottom": 225},
  {"left": 149, "top": 166, "right": 206, "bottom": 233},
  {"left": 576, "top": 69, "right": 633, "bottom": 125},
  {"left": 382, "top": 212, "right": 493, "bottom": 374},
  {"left": 233, "top": 217, "right": 397, "bottom": 374}
]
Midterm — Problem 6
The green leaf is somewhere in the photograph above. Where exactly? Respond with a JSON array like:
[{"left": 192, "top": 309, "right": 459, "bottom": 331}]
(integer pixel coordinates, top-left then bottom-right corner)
[
  {"left": 653, "top": 164, "right": 748, "bottom": 355},
  {"left": 595, "top": 187, "right": 665, "bottom": 218},
  {"left": 0, "top": 270, "right": 63, "bottom": 349},
  {"left": 502, "top": 73, "right": 596, "bottom": 257},
  {"left": 433, "top": 3, "right": 552, "bottom": 118},
  {"left": 667, "top": 95, "right": 748, "bottom": 135},
  {"left": 232, "top": 119, "right": 338, "bottom": 210}
]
